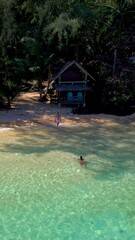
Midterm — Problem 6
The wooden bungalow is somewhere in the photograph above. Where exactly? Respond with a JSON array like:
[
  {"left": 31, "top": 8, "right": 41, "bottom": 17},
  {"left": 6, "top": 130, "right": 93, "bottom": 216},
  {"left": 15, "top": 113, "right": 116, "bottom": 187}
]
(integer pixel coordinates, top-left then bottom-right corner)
[{"left": 50, "top": 60, "right": 95, "bottom": 106}]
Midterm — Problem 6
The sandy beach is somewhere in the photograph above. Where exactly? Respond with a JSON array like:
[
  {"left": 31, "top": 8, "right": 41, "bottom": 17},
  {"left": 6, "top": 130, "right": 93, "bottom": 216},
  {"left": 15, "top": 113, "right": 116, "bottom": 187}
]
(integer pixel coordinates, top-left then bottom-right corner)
[{"left": 0, "top": 92, "right": 135, "bottom": 128}]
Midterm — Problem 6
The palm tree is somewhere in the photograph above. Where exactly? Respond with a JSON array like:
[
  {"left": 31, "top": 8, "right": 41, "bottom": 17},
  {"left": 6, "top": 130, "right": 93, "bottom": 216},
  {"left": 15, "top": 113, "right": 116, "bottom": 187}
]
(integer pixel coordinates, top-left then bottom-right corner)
[{"left": 97, "top": 0, "right": 135, "bottom": 78}]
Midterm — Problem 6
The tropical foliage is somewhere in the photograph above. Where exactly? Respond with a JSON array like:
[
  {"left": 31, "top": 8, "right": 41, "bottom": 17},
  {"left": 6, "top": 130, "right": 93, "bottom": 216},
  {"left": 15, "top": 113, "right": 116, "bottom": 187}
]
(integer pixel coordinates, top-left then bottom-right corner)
[{"left": 0, "top": 0, "right": 135, "bottom": 114}]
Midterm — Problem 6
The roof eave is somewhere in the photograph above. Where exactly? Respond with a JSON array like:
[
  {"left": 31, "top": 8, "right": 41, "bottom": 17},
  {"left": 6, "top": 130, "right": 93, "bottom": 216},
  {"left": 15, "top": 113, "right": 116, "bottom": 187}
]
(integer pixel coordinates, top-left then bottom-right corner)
[{"left": 51, "top": 60, "right": 95, "bottom": 82}]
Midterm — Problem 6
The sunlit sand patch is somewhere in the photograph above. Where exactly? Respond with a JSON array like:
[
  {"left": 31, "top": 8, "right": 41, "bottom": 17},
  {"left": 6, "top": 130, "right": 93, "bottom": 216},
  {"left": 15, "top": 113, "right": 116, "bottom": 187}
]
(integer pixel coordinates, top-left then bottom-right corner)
[
  {"left": 130, "top": 122, "right": 135, "bottom": 126},
  {"left": 0, "top": 127, "right": 14, "bottom": 132},
  {"left": 0, "top": 120, "right": 129, "bottom": 132}
]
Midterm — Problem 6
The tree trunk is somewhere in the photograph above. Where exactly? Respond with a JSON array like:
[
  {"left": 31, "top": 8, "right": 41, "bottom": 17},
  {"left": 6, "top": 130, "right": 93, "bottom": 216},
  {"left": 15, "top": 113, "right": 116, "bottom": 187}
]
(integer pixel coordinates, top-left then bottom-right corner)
[
  {"left": 38, "top": 79, "right": 43, "bottom": 101},
  {"left": 113, "top": 48, "right": 117, "bottom": 79},
  {"left": 6, "top": 97, "right": 11, "bottom": 109},
  {"left": 44, "top": 65, "right": 51, "bottom": 98}
]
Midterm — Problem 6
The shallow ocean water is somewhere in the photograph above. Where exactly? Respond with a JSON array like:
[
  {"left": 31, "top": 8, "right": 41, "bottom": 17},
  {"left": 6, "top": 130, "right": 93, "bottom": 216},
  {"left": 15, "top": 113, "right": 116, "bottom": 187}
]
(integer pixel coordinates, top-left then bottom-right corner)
[{"left": 0, "top": 120, "right": 135, "bottom": 240}]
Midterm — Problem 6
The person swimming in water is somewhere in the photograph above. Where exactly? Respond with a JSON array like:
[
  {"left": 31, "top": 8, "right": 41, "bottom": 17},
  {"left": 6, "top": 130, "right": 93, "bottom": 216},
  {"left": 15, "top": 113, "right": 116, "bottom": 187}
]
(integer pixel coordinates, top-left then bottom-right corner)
[{"left": 79, "top": 156, "right": 87, "bottom": 167}]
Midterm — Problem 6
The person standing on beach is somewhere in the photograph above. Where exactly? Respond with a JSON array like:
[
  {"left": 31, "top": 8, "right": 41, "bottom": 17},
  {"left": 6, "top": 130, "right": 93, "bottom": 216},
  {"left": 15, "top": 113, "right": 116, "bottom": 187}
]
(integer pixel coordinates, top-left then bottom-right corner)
[{"left": 55, "top": 112, "right": 61, "bottom": 127}]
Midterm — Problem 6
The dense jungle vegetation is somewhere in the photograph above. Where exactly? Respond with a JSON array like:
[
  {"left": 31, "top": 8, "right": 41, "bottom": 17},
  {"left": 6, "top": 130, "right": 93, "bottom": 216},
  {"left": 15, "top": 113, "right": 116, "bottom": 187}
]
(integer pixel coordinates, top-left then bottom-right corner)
[{"left": 0, "top": 0, "right": 135, "bottom": 115}]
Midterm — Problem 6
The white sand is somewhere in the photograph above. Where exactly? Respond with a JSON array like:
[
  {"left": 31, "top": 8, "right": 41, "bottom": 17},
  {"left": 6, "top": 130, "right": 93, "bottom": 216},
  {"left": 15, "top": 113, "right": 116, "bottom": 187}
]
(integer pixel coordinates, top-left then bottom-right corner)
[{"left": 0, "top": 92, "right": 135, "bottom": 127}]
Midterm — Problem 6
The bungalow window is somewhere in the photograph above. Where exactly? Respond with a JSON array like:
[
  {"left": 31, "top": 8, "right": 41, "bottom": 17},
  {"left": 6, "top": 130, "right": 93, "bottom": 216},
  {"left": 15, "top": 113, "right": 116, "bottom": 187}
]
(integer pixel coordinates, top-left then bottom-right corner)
[{"left": 67, "top": 92, "right": 73, "bottom": 101}]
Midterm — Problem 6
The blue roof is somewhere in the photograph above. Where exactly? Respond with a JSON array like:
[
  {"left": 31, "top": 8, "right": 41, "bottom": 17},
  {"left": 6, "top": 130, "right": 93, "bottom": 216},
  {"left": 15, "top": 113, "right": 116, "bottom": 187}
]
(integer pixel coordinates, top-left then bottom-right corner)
[{"left": 54, "top": 84, "right": 92, "bottom": 91}]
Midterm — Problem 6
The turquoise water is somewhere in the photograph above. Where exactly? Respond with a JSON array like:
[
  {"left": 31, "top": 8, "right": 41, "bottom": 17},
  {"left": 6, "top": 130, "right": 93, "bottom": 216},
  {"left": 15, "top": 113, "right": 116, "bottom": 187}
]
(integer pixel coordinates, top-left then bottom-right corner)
[{"left": 0, "top": 120, "right": 135, "bottom": 240}]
